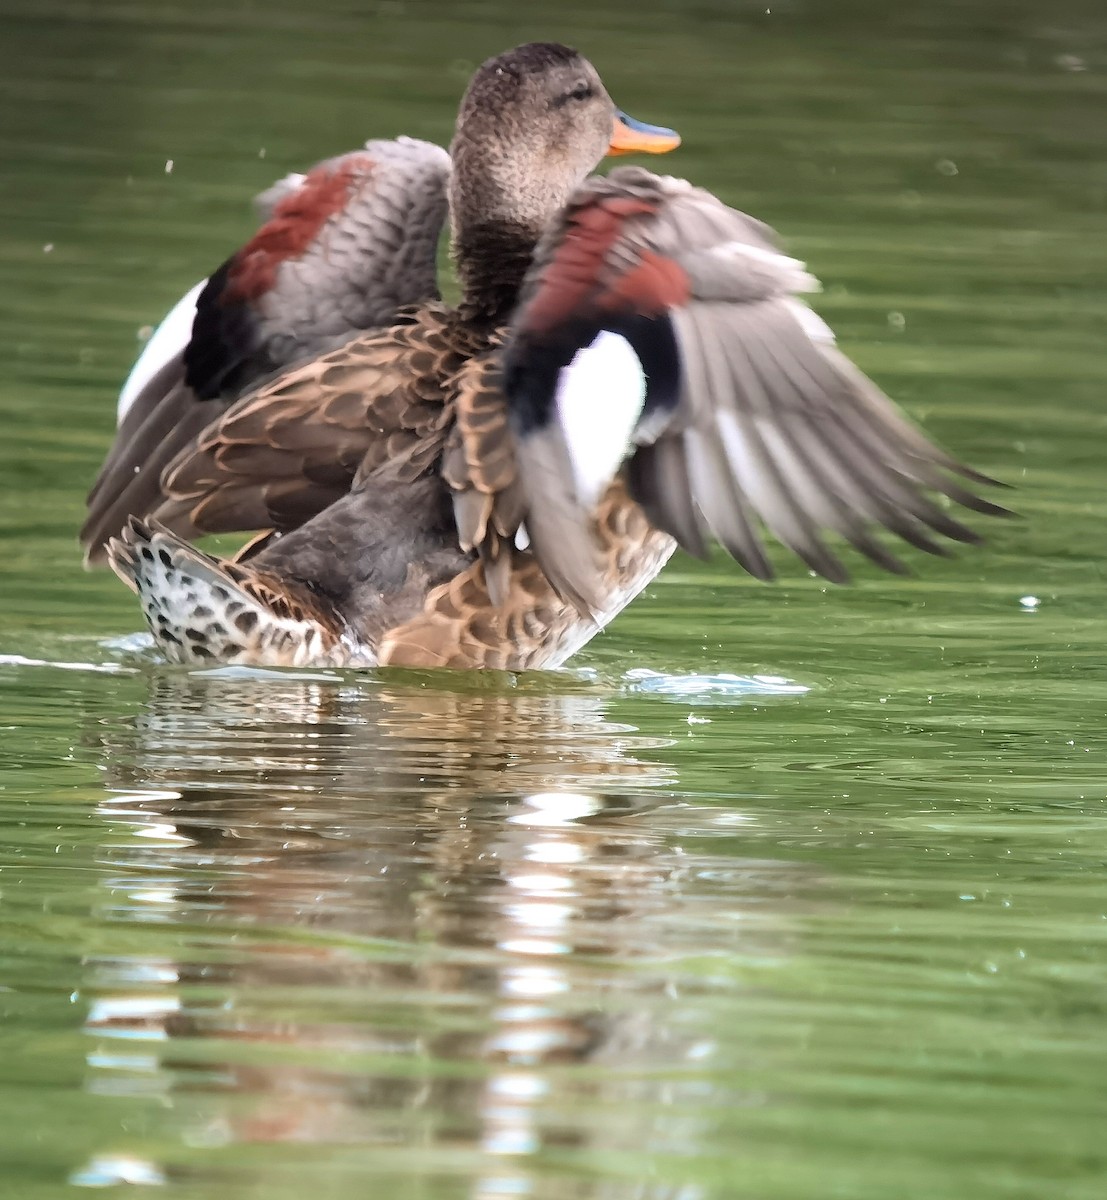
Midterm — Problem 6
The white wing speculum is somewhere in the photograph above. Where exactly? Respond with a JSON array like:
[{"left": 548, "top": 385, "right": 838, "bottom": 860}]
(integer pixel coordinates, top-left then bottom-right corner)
[
  {"left": 117, "top": 280, "right": 205, "bottom": 425},
  {"left": 554, "top": 330, "right": 647, "bottom": 508},
  {"left": 547, "top": 304, "right": 834, "bottom": 517}
]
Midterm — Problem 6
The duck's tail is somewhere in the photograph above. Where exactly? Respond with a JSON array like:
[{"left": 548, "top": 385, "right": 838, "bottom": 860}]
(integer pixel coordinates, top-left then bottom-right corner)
[{"left": 107, "top": 518, "right": 352, "bottom": 667}]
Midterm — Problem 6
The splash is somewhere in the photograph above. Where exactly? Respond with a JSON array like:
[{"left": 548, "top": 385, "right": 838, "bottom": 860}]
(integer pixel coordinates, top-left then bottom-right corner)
[{"left": 624, "top": 668, "right": 810, "bottom": 702}]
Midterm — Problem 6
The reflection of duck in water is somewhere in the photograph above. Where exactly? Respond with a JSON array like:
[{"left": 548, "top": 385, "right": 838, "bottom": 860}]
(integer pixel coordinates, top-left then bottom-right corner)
[
  {"left": 87, "top": 43, "right": 1004, "bottom": 671},
  {"left": 81, "top": 670, "right": 801, "bottom": 1191},
  {"left": 102, "top": 667, "right": 677, "bottom": 800}
]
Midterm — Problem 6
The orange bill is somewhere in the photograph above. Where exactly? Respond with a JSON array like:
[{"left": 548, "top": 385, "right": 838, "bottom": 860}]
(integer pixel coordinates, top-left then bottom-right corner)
[{"left": 608, "top": 110, "right": 681, "bottom": 156}]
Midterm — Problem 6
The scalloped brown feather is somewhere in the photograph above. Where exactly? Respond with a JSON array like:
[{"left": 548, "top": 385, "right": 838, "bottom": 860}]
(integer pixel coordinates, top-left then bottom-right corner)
[
  {"left": 379, "top": 480, "right": 674, "bottom": 670},
  {"left": 156, "top": 306, "right": 460, "bottom": 538},
  {"left": 441, "top": 344, "right": 528, "bottom": 606}
]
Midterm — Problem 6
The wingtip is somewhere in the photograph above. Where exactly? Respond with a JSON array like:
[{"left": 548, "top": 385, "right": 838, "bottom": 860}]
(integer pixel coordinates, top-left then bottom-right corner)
[
  {"left": 948, "top": 482, "right": 1017, "bottom": 521},
  {"left": 951, "top": 461, "right": 1014, "bottom": 492},
  {"left": 78, "top": 515, "right": 109, "bottom": 569}
]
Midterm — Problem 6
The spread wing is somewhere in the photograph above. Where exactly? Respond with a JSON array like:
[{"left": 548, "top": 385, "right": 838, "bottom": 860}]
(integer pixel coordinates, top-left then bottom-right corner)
[
  {"left": 82, "top": 137, "right": 450, "bottom": 563},
  {"left": 502, "top": 165, "right": 1009, "bottom": 614}
]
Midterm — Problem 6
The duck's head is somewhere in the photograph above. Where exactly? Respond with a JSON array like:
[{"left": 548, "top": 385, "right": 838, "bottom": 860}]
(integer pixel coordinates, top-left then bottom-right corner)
[{"left": 450, "top": 43, "right": 678, "bottom": 308}]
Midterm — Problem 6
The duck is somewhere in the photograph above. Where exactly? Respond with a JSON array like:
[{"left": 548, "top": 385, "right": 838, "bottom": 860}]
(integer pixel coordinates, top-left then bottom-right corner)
[
  {"left": 95, "top": 42, "right": 1007, "bottom": 670},
  {"left": 82, "top": 136, "right": 452, "bottom": 561}
]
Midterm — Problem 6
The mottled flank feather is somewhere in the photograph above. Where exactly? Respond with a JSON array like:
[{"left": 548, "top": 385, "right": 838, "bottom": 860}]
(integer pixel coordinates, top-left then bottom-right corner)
[{"left": 107, "top": 519, "right": 366, "bottom": 667}]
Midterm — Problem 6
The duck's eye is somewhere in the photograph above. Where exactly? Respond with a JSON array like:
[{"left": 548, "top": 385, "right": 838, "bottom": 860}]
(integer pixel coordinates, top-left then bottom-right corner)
[{"left": 567, "top": 82, "right": 593, "bottom": 102}]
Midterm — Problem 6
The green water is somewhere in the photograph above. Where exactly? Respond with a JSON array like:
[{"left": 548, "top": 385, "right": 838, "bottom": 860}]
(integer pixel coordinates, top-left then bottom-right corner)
[{"left": 3, "top": 0, "right": 1107, "bottom": 1195}]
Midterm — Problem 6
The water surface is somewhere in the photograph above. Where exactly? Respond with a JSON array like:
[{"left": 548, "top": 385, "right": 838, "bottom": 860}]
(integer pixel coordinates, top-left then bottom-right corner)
[{"left": 2, "top": 1, "right": 1107, "bottom": 1196}]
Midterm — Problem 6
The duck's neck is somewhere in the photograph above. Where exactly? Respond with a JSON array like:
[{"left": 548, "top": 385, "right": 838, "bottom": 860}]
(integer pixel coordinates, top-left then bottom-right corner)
[
  {"left": 448, "top": 139, "right": 567, "bottom": 323},
  {"left": 452, "top": 218, "right": 540, "bottom": 323}
]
